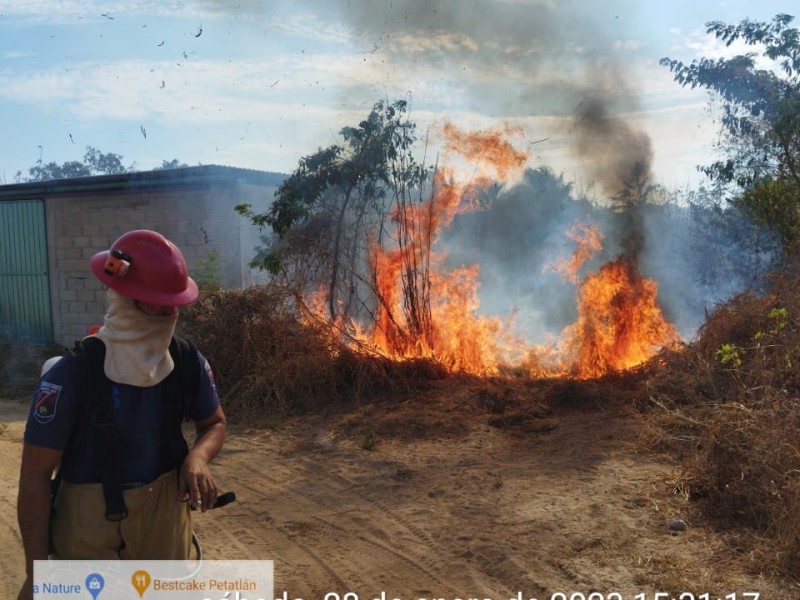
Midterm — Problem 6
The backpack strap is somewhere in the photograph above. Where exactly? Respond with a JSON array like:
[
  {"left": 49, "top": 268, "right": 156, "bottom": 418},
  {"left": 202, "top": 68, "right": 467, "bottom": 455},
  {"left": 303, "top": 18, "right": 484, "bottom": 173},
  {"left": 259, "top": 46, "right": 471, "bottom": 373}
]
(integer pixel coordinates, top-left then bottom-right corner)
[
  {"left": 58, "top": 335, "right": 202, "bottom": 522},
  {"left": 159, "top": 336, "right": 202, "bottom": 473},
  {"left": 92, "top": 375, "right": 128, "bottom": 521},
  {"left": 80, "top": 337, "right": 128, "bottom": 521},
  {"left": 168, "top": 335, "right": 202, "bottom": 412}
]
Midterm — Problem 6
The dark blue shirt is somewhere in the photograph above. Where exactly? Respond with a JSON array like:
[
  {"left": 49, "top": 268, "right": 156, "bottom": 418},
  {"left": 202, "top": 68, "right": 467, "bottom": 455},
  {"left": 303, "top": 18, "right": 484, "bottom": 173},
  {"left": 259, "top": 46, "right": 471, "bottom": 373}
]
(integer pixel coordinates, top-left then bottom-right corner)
[{"left": 24, "top": 351, "right": 220, "bottom": 485}]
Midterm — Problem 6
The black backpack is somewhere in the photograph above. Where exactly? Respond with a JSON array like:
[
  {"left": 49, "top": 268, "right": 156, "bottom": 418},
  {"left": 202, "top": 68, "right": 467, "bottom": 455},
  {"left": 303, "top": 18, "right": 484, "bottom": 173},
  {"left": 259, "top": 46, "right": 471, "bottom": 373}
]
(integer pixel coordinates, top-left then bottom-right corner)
[{"left": 52, "top": 335, "right": 202, "bottom": 522}]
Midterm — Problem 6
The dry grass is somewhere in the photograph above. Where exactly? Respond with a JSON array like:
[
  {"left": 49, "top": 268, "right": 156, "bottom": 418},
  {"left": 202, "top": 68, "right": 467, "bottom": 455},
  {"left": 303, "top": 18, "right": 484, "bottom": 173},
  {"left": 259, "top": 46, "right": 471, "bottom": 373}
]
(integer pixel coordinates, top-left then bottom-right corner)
[
  {"left": 178, "top": 276, "right": 800, "bottom": 578},
  {"left": 1, "top": 251, "right": 796, "bottom": 586},
  {"left": 178, "top": 284, "right": 447, "bottom": 421},
  {"left": 0, "top": 337, "right": 60, "bottom": 398},
  {"left": 641, "top": 272, "right": 800, "bottom": 577}
]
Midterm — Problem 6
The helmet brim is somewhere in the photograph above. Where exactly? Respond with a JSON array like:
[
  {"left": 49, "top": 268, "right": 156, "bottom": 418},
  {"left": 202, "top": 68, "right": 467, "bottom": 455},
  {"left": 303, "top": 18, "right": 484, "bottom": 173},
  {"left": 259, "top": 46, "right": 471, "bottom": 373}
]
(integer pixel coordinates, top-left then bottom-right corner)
[{"left": 90, "top": 251, "right": 199, "bottom": 306}]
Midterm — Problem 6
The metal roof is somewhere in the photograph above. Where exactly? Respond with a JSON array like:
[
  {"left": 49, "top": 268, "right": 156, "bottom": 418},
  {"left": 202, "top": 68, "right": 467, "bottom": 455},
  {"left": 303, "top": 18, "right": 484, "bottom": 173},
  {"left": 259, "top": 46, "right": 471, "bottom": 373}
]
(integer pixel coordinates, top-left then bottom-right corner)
[{"left": 0, "top": 164, "right": 286, "bottom": 200}]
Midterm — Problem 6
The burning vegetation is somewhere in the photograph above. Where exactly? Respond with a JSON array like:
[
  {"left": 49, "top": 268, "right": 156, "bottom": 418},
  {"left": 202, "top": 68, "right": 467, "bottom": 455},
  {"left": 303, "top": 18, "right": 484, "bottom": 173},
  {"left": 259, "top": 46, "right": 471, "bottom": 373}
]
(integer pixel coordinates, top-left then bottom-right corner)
[
  {"left": 235, "top": 104, "right": 682, "bottom": 381},
  {"left": 0, "top": 7, "right": 794, "bottom": 589},
  {"left": 218, "top": 43, "right": 799, "bottom": 576}
]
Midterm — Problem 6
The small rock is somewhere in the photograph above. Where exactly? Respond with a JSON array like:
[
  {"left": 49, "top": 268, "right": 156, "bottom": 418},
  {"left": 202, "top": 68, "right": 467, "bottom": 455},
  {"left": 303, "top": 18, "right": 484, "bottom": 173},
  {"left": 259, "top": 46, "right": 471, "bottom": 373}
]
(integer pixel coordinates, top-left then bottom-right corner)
[{"left": 668, "top": 517, "right": 687, "bottom": 532}]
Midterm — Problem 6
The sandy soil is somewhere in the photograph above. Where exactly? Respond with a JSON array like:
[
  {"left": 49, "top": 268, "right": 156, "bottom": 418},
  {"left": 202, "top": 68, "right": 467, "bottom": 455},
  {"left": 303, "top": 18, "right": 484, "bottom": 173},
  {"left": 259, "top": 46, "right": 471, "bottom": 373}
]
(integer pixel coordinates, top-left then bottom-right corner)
[{"left": 1, "top": 378, "right": 797, "bottom": 599}]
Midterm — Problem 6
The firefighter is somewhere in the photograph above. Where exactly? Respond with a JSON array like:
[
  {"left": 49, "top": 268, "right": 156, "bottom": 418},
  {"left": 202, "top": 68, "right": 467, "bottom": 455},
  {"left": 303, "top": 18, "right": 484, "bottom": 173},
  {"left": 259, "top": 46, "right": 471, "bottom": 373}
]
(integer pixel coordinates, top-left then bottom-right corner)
[{"left": 17, "top": 230, "right": 227, "bottom": 600}]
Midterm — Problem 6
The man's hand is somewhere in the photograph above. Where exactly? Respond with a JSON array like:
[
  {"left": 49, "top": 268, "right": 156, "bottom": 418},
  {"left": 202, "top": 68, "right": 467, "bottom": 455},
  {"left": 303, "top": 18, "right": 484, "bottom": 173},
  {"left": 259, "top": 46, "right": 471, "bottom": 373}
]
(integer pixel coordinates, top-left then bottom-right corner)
[
  {"left": 179, "top": 405, "right": 226, "bottom": 512},
  {"left": 179, "top": 450, "right": 220, "bottom": 512}
]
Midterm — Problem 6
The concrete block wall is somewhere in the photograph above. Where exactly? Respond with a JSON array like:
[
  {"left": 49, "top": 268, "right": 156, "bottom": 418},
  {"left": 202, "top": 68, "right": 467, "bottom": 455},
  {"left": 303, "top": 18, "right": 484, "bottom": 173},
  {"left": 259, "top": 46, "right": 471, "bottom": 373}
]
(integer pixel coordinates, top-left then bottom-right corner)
[{"left": 43, "top": 175, "right": 278, "bottom": 346}]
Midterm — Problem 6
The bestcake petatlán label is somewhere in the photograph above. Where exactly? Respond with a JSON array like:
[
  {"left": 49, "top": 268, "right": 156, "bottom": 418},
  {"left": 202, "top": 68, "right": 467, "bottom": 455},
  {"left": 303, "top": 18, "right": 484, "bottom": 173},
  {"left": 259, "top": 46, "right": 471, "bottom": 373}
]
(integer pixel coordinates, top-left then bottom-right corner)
[{"left": 34, "top": 559, "right": 273, "bottom": 600}]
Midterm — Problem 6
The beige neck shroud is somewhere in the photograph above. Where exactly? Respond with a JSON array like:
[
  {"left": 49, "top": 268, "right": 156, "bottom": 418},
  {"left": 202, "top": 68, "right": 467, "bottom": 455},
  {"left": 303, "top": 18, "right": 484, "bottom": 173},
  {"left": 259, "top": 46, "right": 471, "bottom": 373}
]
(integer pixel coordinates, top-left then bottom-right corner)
[{"left": 93, "top": 290, "right": 178, "bottom": 387}]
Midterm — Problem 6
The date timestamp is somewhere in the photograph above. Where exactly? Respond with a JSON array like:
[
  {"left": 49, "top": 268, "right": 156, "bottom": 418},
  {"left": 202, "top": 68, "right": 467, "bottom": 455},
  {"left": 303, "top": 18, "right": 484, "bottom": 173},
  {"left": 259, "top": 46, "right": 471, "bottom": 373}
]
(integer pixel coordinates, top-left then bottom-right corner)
[
  {"left": 547, "top": 594, "right": 759, "bottom": 600},
  {"left": 635, "top": 595, "right": 759, "bottom": 600}
]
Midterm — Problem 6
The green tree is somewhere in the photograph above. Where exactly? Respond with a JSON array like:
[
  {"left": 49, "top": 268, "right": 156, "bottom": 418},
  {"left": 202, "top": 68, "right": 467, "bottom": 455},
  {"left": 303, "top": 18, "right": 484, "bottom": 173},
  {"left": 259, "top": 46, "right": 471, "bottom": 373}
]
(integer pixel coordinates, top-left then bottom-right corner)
[
  {"left": 83, "top": 147, "right": 128, "bottom": 175},
  {"left": 237, "top": 99, "right": 430, "bottom": 326},
  {"left": 660, "top": 14, "right": 800, "bottom": 253},
  {"left": 16, "top": 146, "right": 130, "bottom": 182},
  {"left": 661, "top": 14, "right": 800, "bottom": 188},
  {"left": 737, "top": 175, "right": 800, "bottom": 249},
  {"left": 22, "top": 160, "right": 91, "bottom": 182},
  {"left": 154, "top": 159, "right": 189, "bottom": 170}
]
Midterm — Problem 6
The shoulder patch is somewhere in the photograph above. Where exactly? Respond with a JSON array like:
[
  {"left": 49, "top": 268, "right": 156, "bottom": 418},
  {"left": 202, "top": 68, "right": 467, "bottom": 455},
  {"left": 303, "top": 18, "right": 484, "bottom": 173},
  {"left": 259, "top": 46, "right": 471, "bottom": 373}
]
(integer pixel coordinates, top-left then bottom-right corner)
[{"left": 32, "top": 381, "right": 63, "bottom": 424}]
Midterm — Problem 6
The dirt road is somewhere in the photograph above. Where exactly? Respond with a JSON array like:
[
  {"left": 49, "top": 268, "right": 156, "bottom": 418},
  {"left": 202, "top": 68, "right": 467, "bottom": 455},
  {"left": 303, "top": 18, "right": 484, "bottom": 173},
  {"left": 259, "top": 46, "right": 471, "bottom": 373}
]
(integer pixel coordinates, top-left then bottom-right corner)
[{"left": 1, "top": 380, "right": 795, "bottom": 598}]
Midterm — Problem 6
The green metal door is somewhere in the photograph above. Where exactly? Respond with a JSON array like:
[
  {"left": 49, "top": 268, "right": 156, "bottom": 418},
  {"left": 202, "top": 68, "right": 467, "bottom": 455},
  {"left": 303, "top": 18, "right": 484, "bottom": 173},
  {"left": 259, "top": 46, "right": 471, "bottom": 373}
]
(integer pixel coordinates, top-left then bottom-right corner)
[{"left": 0, "top": 200, "right": 52, "bottom": 342}]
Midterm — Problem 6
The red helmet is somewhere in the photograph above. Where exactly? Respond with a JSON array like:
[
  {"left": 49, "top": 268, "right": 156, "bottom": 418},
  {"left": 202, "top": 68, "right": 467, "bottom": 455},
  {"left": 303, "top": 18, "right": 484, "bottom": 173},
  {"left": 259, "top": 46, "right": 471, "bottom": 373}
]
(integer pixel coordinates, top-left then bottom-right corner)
[{"left": 90, "top": 230, "right": 199, "bottom": 306}]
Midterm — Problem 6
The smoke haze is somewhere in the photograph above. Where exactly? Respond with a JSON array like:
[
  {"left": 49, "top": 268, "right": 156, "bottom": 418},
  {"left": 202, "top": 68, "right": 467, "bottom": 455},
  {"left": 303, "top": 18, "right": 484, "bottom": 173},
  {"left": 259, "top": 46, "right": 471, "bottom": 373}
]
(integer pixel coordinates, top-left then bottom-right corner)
[{"left": 201, "top": 0, "right": 771, "bottom": 343}]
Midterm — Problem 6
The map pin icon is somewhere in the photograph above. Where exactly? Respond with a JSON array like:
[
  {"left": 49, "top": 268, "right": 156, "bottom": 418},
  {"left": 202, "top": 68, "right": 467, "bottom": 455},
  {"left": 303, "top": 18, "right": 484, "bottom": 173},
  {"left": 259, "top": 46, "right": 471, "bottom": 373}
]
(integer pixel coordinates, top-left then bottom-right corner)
[
  {"left": 85, "top": 573, "right": 104, "bottom": 600},
  {"left": 131, "top": 570, "right": 151, "bottom": 598}
]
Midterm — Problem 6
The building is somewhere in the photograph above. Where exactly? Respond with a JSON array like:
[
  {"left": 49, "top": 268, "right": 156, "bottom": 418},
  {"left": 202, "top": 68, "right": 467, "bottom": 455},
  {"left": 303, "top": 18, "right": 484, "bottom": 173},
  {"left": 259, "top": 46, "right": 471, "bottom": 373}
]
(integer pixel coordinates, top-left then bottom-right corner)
[{"left": 0, "top": 165, "right": 284, "bottom": 346}]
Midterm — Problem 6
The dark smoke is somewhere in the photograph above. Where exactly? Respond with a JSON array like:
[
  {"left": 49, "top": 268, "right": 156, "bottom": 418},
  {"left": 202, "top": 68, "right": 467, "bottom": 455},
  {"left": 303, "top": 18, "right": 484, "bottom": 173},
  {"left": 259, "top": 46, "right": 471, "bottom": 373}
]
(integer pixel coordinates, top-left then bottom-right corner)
[
  {"left": 327, "top": 0, "right": 634, "bottom": 117},
  {"left": 320, "top": 0, "right": 764, "bottom": 342},
  {"left": 572, "top": 93, "right": 653, "bottom": 261},
  {"left": 206, "top": 0, "right": 772, "bottom": 342},
  {"left": 573, "top": 96, "right": 653, "bottom": 204}
]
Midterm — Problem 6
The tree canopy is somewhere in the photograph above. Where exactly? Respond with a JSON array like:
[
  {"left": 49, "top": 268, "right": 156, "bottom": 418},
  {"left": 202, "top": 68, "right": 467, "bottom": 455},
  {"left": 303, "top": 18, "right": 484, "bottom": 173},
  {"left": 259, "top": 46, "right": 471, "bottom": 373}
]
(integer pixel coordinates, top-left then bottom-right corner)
[
  {"left": 13, "top": 147, "right": 188, "bottom": 182},
  {"left": 660, "top": 13, "right": 800, "bottom": 253},
  {"left": 237, "top": 99, "right": 429, "bottom": 324},
  {"left": 16, "top": 146, "right": 130, "bottom": 182}
]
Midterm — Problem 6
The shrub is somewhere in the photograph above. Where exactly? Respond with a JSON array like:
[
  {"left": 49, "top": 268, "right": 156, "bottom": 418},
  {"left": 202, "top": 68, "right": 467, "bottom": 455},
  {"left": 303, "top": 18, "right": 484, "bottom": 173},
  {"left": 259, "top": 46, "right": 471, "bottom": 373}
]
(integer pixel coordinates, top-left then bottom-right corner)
[
  {"left": 643, "top": 271, "right": 800, "bottom": 576},
  {"left": 178, "top": 284, "right": 445, "bottom": 421}
]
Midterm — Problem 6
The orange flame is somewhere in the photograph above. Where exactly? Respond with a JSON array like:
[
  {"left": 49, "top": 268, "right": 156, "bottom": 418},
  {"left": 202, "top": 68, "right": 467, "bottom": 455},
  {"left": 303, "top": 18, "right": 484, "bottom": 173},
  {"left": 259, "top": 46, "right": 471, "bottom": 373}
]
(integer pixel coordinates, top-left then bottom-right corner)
[
  {"left": 305, "top": 123, "right": 681, "bottom": 379},
  {"left": 531, "top": 224, "right": 680, "bottom": 378},
  {"left": 442, "top": 122, "right": 530, "bottom": 181},
  {"left": 561, "top": 258, "right": 681, "bottom": 379},
  {"left": 549, "top": 223, "right": 604, "bottom": 284},
  {"left": 363, "top": 169, "right": 508, "bottom": 375}
]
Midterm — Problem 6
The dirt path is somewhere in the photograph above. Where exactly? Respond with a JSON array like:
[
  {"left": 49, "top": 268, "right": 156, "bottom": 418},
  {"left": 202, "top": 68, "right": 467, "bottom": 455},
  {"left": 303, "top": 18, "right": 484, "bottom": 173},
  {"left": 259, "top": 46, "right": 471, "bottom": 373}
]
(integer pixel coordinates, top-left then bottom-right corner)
[{"left": 1, "top": 381, "right": 796, "bottom": 598}]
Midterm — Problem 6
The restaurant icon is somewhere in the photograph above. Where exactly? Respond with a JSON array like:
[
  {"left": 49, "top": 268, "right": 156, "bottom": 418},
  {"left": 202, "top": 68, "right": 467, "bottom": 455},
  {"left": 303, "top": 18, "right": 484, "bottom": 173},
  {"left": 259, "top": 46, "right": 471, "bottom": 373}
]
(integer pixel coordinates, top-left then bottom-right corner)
[{"left": 131, "top": 570, "right": 151, "bottom": 598}]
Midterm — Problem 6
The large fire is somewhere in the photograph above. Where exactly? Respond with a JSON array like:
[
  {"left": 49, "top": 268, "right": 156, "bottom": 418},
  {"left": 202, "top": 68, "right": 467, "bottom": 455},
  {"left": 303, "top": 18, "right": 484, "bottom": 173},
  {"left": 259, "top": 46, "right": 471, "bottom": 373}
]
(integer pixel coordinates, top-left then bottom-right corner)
[
  {"left": 361, "top": 127, "right": 527, "bottom": 375},
  {"left": 567, "top": 258, "right": 681, "bottom": 378},
  {"left": 529, "top": 253, "right": 681, "bottom": 379},
  {"left": 530, "top": 222, "right": 681, "bottom": 379},
  {"left": 308, "top": 123, "right": 681, "bottom": 379}
]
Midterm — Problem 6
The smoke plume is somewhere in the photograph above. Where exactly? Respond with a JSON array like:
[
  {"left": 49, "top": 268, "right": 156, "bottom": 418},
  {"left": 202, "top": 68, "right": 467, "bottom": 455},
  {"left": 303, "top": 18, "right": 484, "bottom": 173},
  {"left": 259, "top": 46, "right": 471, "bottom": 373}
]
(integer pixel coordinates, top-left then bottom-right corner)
[
  {"left": 572, "top": 91, "right": 653, "bottom": 261},
  {"left": 206, "top": 0, "right": 769, "bottom": 343}
]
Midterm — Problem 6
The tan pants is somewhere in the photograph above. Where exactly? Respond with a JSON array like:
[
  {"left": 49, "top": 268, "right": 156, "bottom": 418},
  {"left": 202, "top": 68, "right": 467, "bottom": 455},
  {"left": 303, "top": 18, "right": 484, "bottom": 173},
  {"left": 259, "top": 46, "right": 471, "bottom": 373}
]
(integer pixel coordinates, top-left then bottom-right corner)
[{"left": 51, "top": 469, "right": 192, "bottom": 560}]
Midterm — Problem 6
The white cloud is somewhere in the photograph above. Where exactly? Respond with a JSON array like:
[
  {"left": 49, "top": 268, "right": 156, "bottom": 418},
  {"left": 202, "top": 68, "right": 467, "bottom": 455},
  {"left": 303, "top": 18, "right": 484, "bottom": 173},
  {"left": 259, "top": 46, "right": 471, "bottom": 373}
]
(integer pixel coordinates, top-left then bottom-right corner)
[
  {"left": 614, "top": 39, "right": 643, "bottom": 51},
  {"left": 1, "top": 50, "right": 31, "bottom": 58},
  {"left": 276, "top": 13, "right": 352, "bottom": 44},
  {"left": 0, "top": 0, "right": 216, "bottom": 22},
  {"left": 0, "top": 52, "right": 427, "bottom": 124},
  {"left": 389, "top": 32, "right": 480, "bottom": 53}
]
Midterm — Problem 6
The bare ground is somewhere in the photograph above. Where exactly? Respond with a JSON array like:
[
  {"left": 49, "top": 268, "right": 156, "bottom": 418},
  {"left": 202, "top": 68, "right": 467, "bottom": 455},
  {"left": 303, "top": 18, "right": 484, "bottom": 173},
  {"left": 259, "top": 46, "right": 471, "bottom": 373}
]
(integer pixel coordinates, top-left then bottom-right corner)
[{"left": 1, "top": 378, "right": 797, "bottom": 599}]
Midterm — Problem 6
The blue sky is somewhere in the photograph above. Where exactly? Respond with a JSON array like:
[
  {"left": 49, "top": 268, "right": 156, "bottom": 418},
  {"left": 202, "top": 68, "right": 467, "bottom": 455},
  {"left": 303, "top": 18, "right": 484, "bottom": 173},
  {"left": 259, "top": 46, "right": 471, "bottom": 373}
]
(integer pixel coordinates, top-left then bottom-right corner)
[{"left": 0, "top": 0, "right": 795, "bottom": 191}]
